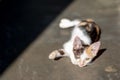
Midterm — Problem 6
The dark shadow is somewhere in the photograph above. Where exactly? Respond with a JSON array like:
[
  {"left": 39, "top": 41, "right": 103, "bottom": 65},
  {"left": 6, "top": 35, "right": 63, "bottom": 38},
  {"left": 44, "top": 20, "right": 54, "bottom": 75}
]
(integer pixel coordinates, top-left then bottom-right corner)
[
  {"left": 0, "top": 0, "right": 73, "bottom": 75},
  {"left": 54, "top": 57, "right": 63, "bottom": 60},
  {"left": 92, "top": 48, "right": 107, "bottom": 62}
]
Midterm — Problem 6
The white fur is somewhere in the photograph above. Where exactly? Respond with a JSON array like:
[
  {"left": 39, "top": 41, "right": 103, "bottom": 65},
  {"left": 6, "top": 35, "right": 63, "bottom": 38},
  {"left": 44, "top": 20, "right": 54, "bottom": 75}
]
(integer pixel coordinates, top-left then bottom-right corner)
[
  {"left": 59, "top": 18, "right": 80, "bottom": 28},
  {"left": 71, "top": 26, "right": 91, "bottom": 45}
]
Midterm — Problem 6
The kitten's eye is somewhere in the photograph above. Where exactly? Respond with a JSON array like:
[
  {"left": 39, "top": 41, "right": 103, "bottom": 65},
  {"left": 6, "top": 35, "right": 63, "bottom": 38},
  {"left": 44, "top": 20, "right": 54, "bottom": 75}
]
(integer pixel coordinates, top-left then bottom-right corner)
[{"left": 86, "top": 58, "right": 90, "bottom": 60}]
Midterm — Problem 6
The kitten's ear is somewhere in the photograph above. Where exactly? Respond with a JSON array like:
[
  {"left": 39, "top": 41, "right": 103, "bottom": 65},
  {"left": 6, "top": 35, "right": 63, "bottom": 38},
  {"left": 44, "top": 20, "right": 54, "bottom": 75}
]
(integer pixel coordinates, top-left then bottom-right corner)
[
  {"left": 73, "top": 36, "right": 82, "bottom": 50},
  {"left": 88, "top": 41, "right": 101, "bottom": 56}
]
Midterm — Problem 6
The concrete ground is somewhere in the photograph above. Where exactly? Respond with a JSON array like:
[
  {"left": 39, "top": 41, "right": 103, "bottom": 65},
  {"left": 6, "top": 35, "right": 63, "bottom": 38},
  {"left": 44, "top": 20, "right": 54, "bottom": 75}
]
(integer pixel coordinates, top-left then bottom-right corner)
[{"left": 0, "top": 0, "right": 120, "bottom": 80}]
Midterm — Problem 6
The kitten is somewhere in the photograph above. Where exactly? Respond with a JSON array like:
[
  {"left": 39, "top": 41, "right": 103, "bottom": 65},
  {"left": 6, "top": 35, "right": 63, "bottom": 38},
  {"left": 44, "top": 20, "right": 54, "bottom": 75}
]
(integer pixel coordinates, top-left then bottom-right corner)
[{"left": 49, "top": 18, "right": 101, "bottom": 67}]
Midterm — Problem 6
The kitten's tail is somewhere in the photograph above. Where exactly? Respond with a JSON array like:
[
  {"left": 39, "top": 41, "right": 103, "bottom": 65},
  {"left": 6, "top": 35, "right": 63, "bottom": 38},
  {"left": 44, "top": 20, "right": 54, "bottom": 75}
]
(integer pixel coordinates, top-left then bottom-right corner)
[{"left": 59, "top": 18, "right": 80, "bottom": 29}]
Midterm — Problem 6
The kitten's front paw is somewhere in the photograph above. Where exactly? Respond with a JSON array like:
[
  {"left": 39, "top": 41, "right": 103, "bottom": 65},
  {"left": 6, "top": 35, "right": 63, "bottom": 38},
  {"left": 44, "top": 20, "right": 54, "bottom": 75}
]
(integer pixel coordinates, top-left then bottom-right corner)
[{"left": 48, "top": 50, "right": 58, "bottom": 59}]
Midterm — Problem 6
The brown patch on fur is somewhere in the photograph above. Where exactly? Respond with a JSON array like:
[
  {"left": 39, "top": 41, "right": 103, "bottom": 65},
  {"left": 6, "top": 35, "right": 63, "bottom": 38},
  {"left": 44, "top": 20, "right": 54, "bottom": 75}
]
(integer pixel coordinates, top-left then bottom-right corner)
[
  {"left": 80, "top": 22, "right": 87, "bottom": 26},
  {"left": 86, "top": 18, "right": 94, "bottom": 22},
  {"left": 80, "top": 19, "right": 101, "bottom": 43},
  {"left": 58, "top": 49, "right": 65, "bottom": 55},
  {"left": 85, "top": 46, "right": 93, "bottom": 57},
  {"left": 86, "top": 24, "right": 91, "bottom": 32},
  {"left": 94, "top": 24, "right": 101, "bottom": 41}
]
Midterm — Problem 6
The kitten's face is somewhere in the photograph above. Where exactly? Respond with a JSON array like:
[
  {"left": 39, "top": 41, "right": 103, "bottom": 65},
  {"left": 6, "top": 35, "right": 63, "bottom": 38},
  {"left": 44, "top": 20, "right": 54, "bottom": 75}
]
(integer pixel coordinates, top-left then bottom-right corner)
[{"left": 78, "top": 41, "right": 101, "bottom": 67}]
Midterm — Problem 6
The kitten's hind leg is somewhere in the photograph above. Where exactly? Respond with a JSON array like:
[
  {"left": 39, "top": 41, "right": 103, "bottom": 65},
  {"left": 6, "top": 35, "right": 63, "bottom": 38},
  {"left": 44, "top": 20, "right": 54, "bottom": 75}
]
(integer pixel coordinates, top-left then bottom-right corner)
[
  {"left": 59, "top": 18, "right": 80, "bottom": 29},
  {"left": 48, "top": 49, "right": 68, "bottom": 60}
]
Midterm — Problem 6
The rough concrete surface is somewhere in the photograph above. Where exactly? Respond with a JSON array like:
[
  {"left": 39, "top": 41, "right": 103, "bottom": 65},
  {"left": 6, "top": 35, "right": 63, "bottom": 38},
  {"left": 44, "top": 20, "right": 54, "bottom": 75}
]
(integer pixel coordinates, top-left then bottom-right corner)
[{"left": 1, "top": 0, "right": 120, "bottom": 80}]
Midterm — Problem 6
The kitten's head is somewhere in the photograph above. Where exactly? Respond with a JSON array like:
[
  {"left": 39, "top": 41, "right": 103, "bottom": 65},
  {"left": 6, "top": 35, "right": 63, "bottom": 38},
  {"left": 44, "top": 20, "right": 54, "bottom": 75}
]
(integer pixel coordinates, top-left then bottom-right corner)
[{"left": 78, "top": 41, "right": 101, "bottom": 67}]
